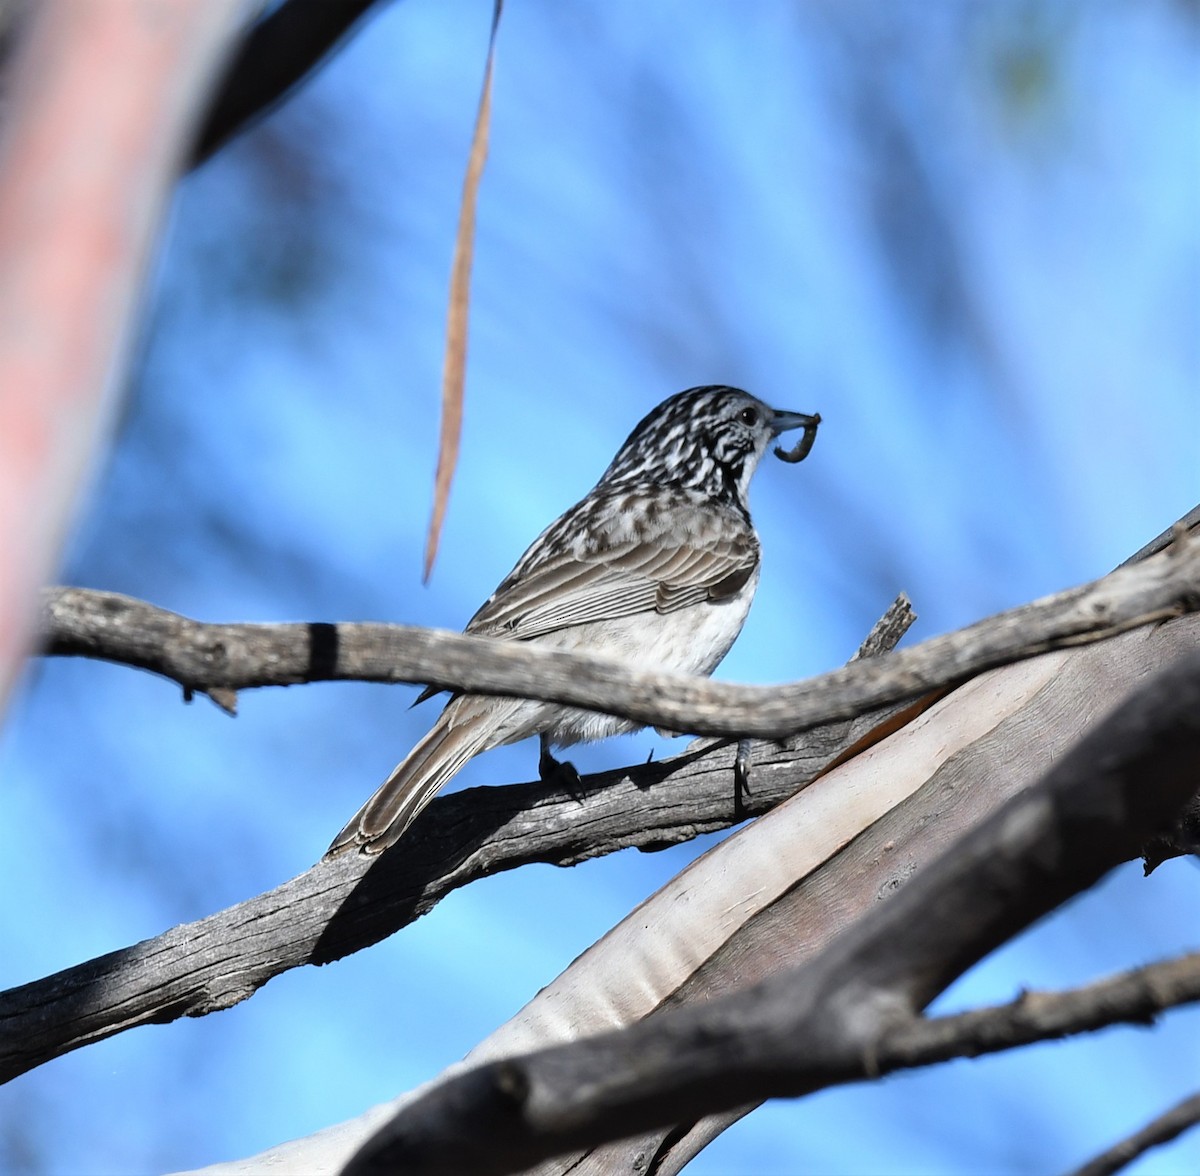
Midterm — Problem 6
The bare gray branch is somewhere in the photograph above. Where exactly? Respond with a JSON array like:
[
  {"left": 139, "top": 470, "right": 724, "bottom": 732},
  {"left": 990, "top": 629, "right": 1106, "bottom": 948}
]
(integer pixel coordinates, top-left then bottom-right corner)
[
  {"left": 0, "top": 598, "right": 916, "bottom": 1084},
  {"left": 39, "top": 529, "right": 1200, "bottom": 740},
  {"left": 885, "top": 952, "right": 1200, "bottom": 1068},
  {"left": 0, "top": 697, "right": 899, "bottom": 1085}
]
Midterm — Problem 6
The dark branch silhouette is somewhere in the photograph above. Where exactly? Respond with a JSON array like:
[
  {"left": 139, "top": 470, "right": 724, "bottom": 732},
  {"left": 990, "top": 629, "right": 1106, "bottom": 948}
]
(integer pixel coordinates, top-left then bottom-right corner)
[
  {"left": 190, "top": 0, "right": 388, "bottom": 166},
  {"left": 1067, "top": 1090, "right": 1200, "bottom": 1176}
]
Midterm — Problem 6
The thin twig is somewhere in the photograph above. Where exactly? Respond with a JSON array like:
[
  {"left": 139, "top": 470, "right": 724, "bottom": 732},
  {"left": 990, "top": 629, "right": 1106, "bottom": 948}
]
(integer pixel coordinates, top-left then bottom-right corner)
[
  {"left": 1066, "top": 1090, "right": 1200, "bottom": 1176},
  {"left": 885, "top": 953, "right": 1200, "bottom": 1068},
  {"left": 852, "top": 592, "right": 915, "bottom": 660}
]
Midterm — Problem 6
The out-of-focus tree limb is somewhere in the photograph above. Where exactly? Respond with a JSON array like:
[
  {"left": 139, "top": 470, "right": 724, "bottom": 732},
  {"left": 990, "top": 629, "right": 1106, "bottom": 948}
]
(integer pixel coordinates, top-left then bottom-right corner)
[
  {"left": 189, "top": 0, "right": 388, "bottom": 166},
  {"left": 342, "top": 651, "right": 1200, "bottom": 1175},
  {"left": 0, "top": 0, "right": 247, "bottom": 713},
  {"left": 38, "top": 517, "right": 1200, "bottom": 737},
  {"left": 1066, "top": 1090, "right": 1200, "bottom": 1176}
]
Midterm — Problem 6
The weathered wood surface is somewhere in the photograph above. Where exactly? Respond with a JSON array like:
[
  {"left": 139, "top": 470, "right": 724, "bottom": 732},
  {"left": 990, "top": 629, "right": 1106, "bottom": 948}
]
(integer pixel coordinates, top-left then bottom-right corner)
[{"left": 40, "top": 532, "right": 1200, "bottom": 737}]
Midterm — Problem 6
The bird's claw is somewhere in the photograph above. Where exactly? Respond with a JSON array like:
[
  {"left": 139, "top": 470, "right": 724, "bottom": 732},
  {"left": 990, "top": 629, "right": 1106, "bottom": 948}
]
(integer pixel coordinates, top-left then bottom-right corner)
[
  {"left": 734, "top": 737, "right": 754, "bottom": 800},
  {"left": 539, "top": 737, "right": 583, "bottom": 799}
]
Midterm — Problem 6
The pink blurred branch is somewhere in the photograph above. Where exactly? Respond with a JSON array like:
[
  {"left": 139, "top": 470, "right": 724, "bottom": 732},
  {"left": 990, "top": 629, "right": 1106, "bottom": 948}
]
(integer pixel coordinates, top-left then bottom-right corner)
[{"left": 0, "top": 0, "right": 248, "bottom": 711}]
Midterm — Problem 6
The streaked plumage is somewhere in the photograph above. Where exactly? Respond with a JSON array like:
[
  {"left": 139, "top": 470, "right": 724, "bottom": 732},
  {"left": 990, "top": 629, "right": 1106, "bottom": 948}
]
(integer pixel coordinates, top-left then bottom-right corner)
[{"left": 327, "top": 385, "right": 818, "bottom": 856}]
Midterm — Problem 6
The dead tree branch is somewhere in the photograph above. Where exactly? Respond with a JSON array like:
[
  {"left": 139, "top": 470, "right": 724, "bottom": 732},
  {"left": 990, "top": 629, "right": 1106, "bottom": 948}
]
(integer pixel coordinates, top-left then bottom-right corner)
[
  {"left": 0, "top": 601, "right": 916, "bottom": 1084},
  {"left": 1120, "top": 504, "right": 1200, "bottom": 567},
  {"left": 342, "top": 650, "right": 1200, "bottom": 1175},
  {"left": 0, "top": 695, "right": 905, "bottom": 1086},
  {"left": 882, "top": 952, "right": 1200, "bottom": 1067},
  {"left": 38, "top": 528, "right": 1200, "bottom": 735}
]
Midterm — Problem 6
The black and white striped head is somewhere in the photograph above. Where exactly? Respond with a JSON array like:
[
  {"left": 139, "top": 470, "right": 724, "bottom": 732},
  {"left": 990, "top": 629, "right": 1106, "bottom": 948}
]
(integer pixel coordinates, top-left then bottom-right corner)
[{"left": 597, "top": 385, "right": 814, "bottom": 510}]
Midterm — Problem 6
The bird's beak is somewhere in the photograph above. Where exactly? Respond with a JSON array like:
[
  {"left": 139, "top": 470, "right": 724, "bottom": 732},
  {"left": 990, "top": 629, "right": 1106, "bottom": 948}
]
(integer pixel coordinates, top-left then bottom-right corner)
[
  {"left": 769, "top": 408, "right": 820, "bottom": 436},
  {"left": 769, "top": 408, "right": 821, "bottom": 464}
]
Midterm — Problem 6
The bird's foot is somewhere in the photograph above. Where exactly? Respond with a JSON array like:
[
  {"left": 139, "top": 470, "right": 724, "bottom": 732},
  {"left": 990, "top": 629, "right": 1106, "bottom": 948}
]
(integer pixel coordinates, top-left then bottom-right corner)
[{"left": 539, "top": 737, "right": 583, "bottom": 798}]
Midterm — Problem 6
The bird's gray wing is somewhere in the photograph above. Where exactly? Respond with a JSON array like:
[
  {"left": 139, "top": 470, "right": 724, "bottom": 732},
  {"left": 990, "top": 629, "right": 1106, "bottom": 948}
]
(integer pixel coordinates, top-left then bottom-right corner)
[{"left": 464, "top": 499, "right": 759, "bottom": 642}]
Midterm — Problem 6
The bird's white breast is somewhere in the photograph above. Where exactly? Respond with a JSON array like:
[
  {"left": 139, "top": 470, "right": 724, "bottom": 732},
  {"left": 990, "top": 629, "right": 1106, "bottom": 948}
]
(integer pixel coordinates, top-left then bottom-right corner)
[{"left": 513, "top": 563, "right": 761, "bottom": 748}]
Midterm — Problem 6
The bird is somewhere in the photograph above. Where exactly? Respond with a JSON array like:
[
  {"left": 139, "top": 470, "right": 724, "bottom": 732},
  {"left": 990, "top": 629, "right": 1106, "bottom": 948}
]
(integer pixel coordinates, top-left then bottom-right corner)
[{"left": 327, "top": 385, "right": 819, "bottom": 856}]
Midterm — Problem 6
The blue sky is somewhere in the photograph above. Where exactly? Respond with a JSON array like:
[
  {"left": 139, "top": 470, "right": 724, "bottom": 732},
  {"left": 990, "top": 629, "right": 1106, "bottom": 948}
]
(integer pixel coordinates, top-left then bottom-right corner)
[{"left": 1, "top": 1, "right": 1197, "bottom": 1172}]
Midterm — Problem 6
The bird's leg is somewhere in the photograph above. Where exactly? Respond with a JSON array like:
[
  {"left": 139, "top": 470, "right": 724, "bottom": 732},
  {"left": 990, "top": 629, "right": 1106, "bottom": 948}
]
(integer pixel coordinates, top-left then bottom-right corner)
[
  {"left": 539, "top": 733, "right": 583, "bottom": 798},
  {"left": 734, "top": 737, "right": 754, "bottom": 804}
]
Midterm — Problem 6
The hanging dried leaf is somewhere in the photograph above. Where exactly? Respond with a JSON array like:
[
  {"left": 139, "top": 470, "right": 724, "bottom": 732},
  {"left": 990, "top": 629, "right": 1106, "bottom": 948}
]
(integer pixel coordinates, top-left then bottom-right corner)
[{"left": 423, "top": 0, "right": 503, "bottom": 583}]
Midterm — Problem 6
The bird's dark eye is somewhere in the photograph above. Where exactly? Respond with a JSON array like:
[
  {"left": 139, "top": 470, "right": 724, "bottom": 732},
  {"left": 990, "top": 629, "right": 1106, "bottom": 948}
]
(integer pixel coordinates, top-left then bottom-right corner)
[{"left": 738, "top": 407, "right": 759, "bottom": 427}]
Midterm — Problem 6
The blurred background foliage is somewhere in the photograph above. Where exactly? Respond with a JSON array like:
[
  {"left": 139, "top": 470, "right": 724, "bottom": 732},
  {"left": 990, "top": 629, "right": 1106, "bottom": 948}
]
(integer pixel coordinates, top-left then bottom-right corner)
[{"left": 1, "top": 0, "right": 1197, "bottom": 1171}]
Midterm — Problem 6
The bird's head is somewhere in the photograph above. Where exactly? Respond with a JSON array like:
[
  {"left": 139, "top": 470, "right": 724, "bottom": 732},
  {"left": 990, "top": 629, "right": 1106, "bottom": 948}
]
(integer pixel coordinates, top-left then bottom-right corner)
[{"left": 599, "top": 385, "right": 819, "bottom": 509}]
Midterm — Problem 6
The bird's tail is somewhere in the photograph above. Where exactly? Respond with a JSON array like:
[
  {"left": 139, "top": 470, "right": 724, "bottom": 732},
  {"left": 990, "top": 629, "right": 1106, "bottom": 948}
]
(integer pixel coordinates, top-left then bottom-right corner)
[{"left": 326, "top": 698, "right": 510, "bottom": 857}]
